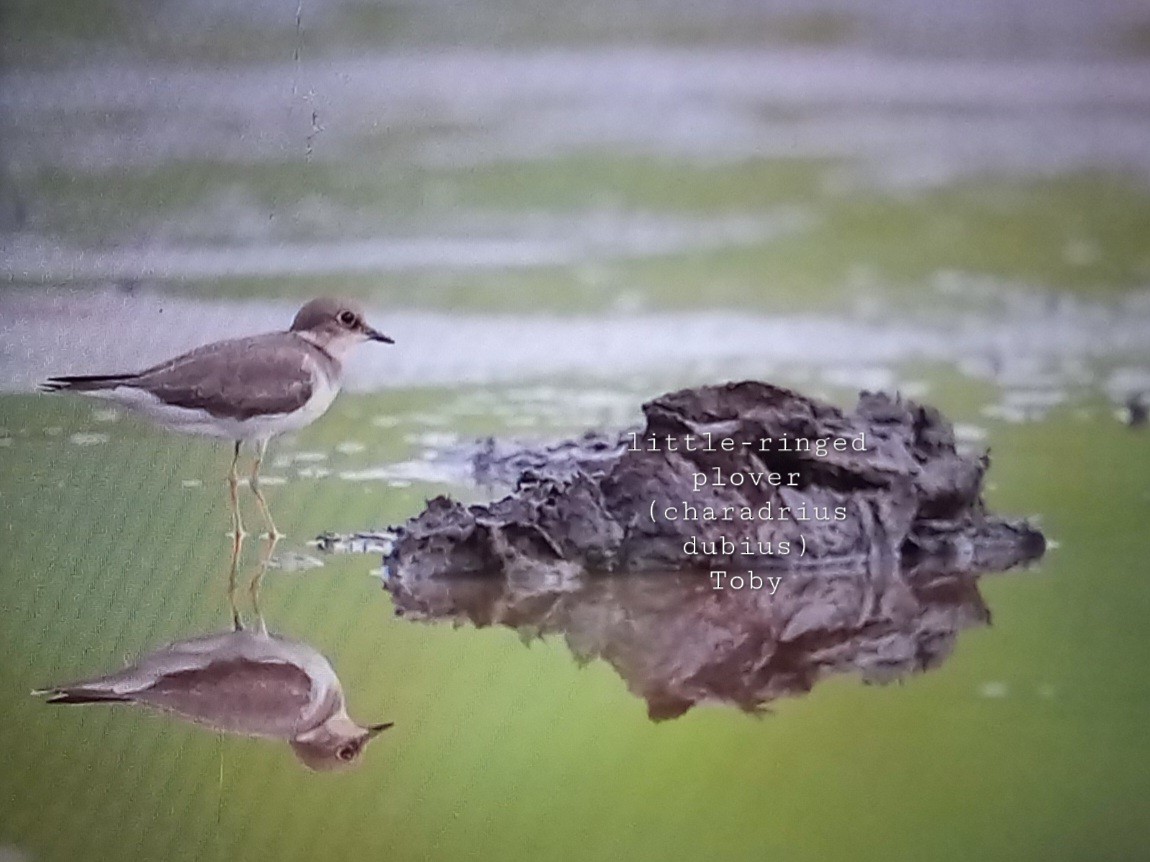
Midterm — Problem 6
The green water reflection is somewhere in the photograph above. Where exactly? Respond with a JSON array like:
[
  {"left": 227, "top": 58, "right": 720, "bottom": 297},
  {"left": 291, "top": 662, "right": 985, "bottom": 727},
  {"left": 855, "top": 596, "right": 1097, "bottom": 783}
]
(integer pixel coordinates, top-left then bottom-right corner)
[{"left": 1, "top": 377, "right": 1147, "bottom": 862}]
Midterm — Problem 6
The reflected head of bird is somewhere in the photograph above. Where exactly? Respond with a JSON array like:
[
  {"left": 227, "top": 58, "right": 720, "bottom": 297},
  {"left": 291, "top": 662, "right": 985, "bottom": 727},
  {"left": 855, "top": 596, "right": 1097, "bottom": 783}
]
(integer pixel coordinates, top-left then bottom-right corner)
[
  {"left": 289, "top": 297, "right": 394, "bottom": 360},
  {"left": 290, "top": 712, "right": 394, "bottom": 772}
]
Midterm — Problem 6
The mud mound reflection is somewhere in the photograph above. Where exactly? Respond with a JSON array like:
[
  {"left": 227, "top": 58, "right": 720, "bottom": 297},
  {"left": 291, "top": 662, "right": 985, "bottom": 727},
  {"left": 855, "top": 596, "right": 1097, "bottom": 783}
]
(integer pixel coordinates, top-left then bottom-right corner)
[{"left": 386, "top": 559, "right": 1025, "bottom": 720}]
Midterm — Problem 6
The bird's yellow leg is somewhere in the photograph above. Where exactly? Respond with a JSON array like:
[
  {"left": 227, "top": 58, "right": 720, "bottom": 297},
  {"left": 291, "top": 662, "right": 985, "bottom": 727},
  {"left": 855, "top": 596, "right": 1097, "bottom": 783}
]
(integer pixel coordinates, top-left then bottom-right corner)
[
  {"left": 249, "top": 438, "right": 282, "bottom": 540},
  {"left": 228, "top": 440, "right": 246, "bottom": 539},
  {"left": 249, "top": 532, "right": 279, "bottom": 636},
  {"left": 227, "top": 529, "right": 245, "bottom": 631}
]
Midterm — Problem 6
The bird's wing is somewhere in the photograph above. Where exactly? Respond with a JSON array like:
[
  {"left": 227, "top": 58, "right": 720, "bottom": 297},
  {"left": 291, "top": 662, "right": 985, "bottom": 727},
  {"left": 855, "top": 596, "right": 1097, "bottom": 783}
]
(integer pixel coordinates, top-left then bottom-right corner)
[
  {"left": 133, "top": 333, "right": 316, "bottom": 420},
  {"left": 135, "top": 656, "right": 317, "bottom": 737}
]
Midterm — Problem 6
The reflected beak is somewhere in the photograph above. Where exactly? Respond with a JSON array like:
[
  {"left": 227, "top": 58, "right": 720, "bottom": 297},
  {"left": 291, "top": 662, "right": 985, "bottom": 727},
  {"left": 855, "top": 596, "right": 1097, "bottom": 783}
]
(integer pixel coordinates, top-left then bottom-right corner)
[
  {"left": 364, "top": 325, "right": 394, "bottom": 344},
  {"left": 367, "top": 721, "right": 394, "bottom": 737}
]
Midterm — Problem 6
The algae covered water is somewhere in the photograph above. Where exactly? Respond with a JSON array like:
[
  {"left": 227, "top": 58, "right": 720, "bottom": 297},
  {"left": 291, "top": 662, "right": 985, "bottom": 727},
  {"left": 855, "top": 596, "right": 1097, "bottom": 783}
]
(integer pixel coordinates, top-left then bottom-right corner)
[
  {"left": 1, "top": 366, "right": 1147, "bottom": 862},
  {"left": 2, "top": 1, "right": 1150, "bottom": 860}
]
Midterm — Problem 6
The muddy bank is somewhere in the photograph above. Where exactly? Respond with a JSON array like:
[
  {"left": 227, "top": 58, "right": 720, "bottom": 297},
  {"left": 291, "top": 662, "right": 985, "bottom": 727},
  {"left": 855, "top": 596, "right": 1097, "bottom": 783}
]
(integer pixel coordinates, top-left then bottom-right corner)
[
  {"left": 386, "top": 559, "right": 1019, "bottom": 720},
  {"left": 384, "top": 381, "right": 1045, "bottom": 579}
]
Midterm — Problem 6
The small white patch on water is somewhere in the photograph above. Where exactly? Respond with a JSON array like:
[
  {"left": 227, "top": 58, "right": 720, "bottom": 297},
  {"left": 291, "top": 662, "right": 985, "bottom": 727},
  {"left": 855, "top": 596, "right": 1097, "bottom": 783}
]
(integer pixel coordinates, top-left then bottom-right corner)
[
  {"left": 91, "top": 408, "right": 120, "bottom": 423},
  {"left": 979, "top": 681, "right": 1009, "bottom": 699},
  {"left": 405, "top": 432, "right": 458, "bottom": 449},
  {"left": 338, "top": 459, "right": 466, "bottom": 485},
  {"left": 819, "top": 366, "right": 894, "bottom": 392},
  {"left": 896, "top": 381, "right": 931, "bottom": 399},
  {"left": 287, "top": 451, "right": 327, "bottom": 463},
  {"left": 68, "top": 432, "right": 109, "bottom": 446},
  {"left": 180, "top": 479, "right": 203, "bottom": 488},
  {"left": 296, "top": 467, "right": 331, "bottom": 479},
  {"left": 1062, "top": 238, "right": 1100, "bottom": 267},
  {"left": 457, "top": 385, "right": 644, "bottom": 428},
  {"left": 335, "top": 441, "right": 365, "bottom": 454},
  {"left": 981, "top": 403, "right": 1029, "bottom": 423},
  {"left": 1003, "top": 389, "right": 1067, "bottom": 409},
  {"left": 405, "top": 413, "right": 449, "bottom": 427},
  {"left": 954, "top": 423, "right": 989, "bottom": 443},
  {"left": 269, "top": 552, "right": 325, "bottom": 572}
]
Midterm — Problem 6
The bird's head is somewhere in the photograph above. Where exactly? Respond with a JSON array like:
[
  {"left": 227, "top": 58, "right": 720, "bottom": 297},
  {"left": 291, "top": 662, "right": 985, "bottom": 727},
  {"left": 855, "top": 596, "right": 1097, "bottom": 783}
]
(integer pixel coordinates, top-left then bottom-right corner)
[
  {"left": 290, "top": 712, "right": 394, "bottom": 772},
  {"left": 290, "top": 297, "right": 393, "bottom": 359}
]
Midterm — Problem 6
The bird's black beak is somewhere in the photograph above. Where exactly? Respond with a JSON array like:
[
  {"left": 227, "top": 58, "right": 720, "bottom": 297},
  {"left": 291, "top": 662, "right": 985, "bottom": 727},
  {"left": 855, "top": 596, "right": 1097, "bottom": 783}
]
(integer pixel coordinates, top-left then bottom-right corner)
[
  {"left": 367, "top": 721, "right": 394, "bottom": 737},
  {"left": 364, "top": 326, "right": 394, "bottom": 344}
]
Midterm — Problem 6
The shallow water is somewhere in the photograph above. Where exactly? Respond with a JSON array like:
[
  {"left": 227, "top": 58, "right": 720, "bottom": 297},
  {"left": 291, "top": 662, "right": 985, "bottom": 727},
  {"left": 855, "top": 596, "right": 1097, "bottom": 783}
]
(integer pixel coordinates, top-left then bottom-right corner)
[
  {"left": 3, "top": 1, "right": 1150, "bottom": 860},
  {"left": 1, "top": 354, "right": 1149, "bottom": 861}
]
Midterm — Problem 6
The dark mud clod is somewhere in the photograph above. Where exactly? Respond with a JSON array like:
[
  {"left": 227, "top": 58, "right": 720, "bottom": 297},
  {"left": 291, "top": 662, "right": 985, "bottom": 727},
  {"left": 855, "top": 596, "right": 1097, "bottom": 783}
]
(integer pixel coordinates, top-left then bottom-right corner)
[
  {"left": 384, "top": 381, "right": 1045, "bottom": 579},
  {"left": 1126, "top": 393, "right": 1148, "bottom": 428}
]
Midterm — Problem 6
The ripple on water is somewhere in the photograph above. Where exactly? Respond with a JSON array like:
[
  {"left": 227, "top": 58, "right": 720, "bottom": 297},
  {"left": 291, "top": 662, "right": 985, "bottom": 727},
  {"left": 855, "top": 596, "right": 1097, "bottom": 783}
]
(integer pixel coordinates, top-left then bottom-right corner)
[
  {"left": 269, "top": 551, "right": 325, "bottom": 572},
  {"left": 954, "top": 423, "right": 989, "bottom": 443},
  {"left": 273, "top": 451, "right": 328, "bottom": 469},
  {"left": 404, "top": 431, "right": 459, "bottom": 449},
  {"left": 295, "top": 467, "right": 331, "bottom": 479},
  {"left": 68, "top": 432, "right": 109, "bottom": 446},
  {"left": 979, "top": 682, "right": 1010, "bottom": 699},
  {"left": 338, "top": 458, "right": 466, "bottom": 485}
]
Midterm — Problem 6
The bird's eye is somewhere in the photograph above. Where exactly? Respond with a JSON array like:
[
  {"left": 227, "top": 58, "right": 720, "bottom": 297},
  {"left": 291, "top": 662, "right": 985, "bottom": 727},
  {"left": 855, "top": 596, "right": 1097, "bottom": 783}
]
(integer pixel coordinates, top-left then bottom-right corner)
[
  {"left": 339, "top": 311, "right": 357, "bottom": 327},
  {"left": 337, "top": 744, "right": 358, "bottom": 762}
]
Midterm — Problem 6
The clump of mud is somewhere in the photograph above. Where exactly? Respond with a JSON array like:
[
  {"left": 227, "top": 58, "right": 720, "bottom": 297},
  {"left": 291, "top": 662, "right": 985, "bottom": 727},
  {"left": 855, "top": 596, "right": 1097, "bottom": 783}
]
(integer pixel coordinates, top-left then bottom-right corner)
[{"left": 384, "top": 381, "right": 1044, "bottom": 579}]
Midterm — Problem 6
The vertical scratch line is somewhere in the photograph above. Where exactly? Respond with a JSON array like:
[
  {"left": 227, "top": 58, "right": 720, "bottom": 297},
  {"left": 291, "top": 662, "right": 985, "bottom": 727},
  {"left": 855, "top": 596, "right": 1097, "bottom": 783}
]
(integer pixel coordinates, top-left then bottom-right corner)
[
  {"left": 292, "top": 0, "right": 303, "bottom": 100},
  {"left": 217, "top": 735, "right": 225, "bottom": 860}
]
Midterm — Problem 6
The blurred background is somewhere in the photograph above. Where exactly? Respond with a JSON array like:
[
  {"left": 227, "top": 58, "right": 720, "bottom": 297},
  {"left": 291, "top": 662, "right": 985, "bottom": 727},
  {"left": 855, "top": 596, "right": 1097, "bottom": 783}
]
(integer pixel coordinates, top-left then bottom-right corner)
[{"left": 1, "top": 1, "right": 1149, "bottom": 861}]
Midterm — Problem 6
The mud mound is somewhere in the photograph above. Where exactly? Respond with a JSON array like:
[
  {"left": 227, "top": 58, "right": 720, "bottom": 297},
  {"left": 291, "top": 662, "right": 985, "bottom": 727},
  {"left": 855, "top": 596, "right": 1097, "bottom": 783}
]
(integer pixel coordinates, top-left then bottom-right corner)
[{"left": 385, "top": 381, "right": 1044, "bottom": 579}]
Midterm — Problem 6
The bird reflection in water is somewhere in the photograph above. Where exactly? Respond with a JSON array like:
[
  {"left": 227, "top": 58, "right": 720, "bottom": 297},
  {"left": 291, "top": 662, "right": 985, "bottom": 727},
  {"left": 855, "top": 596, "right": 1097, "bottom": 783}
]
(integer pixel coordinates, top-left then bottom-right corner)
[
  {"left": 226, "top": 529, "right": 276, "bottom": 632},
  {"left": 36, "top": 535, "right": 392, "bottom": 771},
  {"left": 385, "top": 559, "right": 1017, "bottom": 720}
]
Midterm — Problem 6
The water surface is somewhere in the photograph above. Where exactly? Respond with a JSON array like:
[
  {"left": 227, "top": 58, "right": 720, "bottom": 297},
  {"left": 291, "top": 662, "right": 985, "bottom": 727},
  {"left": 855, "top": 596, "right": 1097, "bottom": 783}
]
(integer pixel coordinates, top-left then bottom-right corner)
[{"left": 2, "top": 1, "right": 1149, "bottom": 859}]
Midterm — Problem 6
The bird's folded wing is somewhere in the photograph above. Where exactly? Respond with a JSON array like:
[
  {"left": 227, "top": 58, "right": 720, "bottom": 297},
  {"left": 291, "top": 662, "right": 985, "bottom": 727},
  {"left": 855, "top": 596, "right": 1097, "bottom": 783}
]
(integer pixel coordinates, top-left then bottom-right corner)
[
  {"left": 138, "top": 657, "right": 317, "bottom": 734},
  {"left": 135, "top": 335, "right": 315, "bottom": 420}
]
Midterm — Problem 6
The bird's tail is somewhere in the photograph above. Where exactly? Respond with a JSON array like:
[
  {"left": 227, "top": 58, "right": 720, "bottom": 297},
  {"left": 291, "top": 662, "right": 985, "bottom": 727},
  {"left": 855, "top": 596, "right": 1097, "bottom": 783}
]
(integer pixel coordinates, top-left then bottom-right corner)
[
  {"left": 39, "top": 373, "right": 138, "bottom": 394},
  {"left": 32, "top": 686, "right": 132, "bottom": 705}
]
